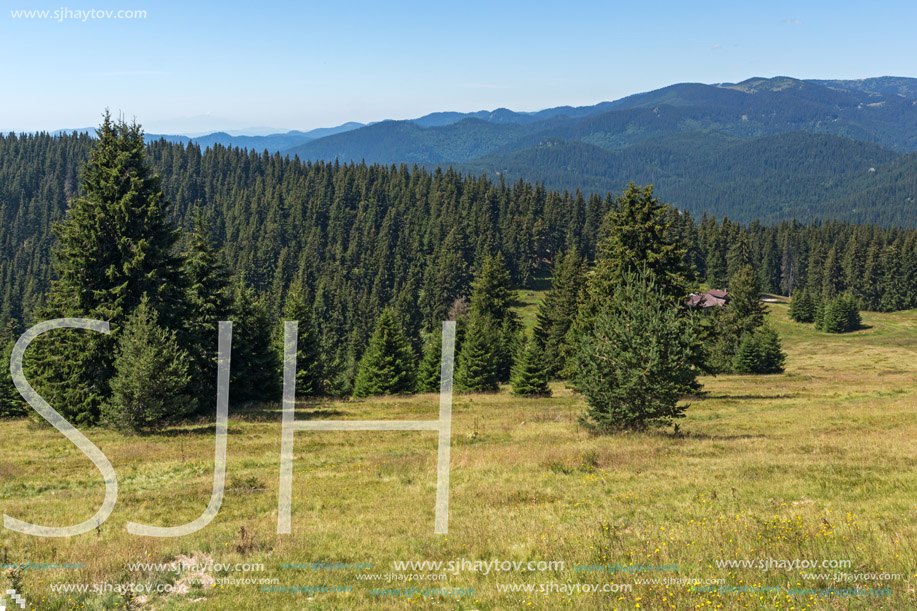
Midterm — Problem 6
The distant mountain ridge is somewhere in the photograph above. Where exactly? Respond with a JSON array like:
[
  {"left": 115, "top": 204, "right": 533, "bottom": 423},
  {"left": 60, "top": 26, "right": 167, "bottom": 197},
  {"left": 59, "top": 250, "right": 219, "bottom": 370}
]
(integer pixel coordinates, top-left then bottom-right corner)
[
  {"left": 38, "top": 76, "right": 917, "bottom": 225},
  {"left": 145, "top": 122, "right": 367, "bottom": 153},
  {"left": 54, "top": 75, "right": 917, "bottom": 155}
]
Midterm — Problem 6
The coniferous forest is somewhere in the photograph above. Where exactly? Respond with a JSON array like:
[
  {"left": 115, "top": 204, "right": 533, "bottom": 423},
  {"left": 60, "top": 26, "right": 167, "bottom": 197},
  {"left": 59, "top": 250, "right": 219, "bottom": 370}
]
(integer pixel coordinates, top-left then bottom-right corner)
[
  {"left": 7, "top": 3, "right": 917, "bottom": 606},
  {"left": 2, "top": 119, "right": 917, "bottom": 429}
]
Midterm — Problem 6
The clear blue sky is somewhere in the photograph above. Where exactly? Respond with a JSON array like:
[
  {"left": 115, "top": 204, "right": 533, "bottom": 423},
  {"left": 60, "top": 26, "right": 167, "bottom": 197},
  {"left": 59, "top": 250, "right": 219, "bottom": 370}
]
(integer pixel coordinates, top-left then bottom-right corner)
[{"left": 2, "top": 0, "right": 915, "bottom": 133}]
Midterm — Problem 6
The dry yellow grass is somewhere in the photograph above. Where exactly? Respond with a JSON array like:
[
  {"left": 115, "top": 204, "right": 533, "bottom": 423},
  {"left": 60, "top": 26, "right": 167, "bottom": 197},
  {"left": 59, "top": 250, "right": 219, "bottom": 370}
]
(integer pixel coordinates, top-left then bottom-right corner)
[{"left": 1, "top": 302, "right": 915, "bottom": 610}]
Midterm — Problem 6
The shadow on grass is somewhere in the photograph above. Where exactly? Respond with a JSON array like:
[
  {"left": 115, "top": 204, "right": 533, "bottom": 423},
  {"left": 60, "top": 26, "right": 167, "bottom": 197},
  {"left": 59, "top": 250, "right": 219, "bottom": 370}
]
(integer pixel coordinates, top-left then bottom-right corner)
[
  {"left": 693, "top": 393, "right": 797, "bottom": 401},
  {"left": 599, "top": 427, "right": 768, "bottom": 442},
  {"left": 673, "top": 431, "right": 768, "bottom": 441},
  {"left": 156, "top": 421, "right": 245, "bottom": 436},
  {"left": 155, "top": 399, "right": 346, "bottom": 431},
  {"left": 229, "top": 399, "right": 345, "bottom": 422}
]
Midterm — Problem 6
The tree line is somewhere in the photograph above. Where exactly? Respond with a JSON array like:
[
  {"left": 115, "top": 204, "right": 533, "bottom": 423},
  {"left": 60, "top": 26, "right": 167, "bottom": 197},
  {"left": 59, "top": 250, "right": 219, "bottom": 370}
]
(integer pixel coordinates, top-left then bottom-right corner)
[{"left": 1, "top": 122, "right": 916, "bottom": 429}]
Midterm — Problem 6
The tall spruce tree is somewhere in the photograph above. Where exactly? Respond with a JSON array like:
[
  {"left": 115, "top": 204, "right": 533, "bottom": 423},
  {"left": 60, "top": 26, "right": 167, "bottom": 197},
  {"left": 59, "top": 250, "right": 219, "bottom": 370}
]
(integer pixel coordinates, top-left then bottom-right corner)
[
  {"left": 534, "top": 248, "right": 587, "bottom": 378},
  {"left": 821, "top": 245, "right": 844, "bottom": 300},
  {"left": 780, "top": 234, "right": 799, "bottom": 296},
  {"left": 726, "top": 265, "right": 766, "bottom": 330},
  {"left": 806, "top": 242, "right": 827, "bottom": 302},
  {"left": 416, "top": 324, "right": 444, "bottom": 393},
  {"left": 27, "top": 113, "right": 184, "bottom": 424},
  {"left": 52, "top": 113, "right": 184, "bottom": 321},
  {"left": 590, "top": 183, "right": 695, "bottom": 303},
  {"left": 352, "top": 308, "right": 416, "bottom": 398},
  {"left": 469, "top": 252, "right": 515, "bottom": 321},
  {"left": 571, "top": 267, "right": 703, "bottom": 431},
  {"left": 230, "top": 279, "right": 280, "bottom": 403},
  {"left": 277, "top": 281, "right": 322, "bottom": 397},
  {"left": 466, "top": 252, "right": 520, "bottom": 382},
  {"left": 181, "top": 211, "right": 232, "bottom": 409},
  {"left": 572, "top": 184, "right": 699, "bottom": 382},
  {"left": 0, "top": 321, "right": 25, "bottom": 418},
  {"left": 454, "top": 312, "right": 500, "bottom": 393},
  {"left": 726, "top": 234, "right": 752, "bottom": 283}
]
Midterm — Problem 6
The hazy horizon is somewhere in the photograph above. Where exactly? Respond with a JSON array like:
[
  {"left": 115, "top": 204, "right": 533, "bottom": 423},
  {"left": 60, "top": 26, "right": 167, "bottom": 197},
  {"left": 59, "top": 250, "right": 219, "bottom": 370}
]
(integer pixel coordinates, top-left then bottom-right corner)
[
  {"left": 5, "top": 73, "right": 916, "bottom": 137},
  {"left": 4, "top": 0, "right": 917, "bottom": 133}
]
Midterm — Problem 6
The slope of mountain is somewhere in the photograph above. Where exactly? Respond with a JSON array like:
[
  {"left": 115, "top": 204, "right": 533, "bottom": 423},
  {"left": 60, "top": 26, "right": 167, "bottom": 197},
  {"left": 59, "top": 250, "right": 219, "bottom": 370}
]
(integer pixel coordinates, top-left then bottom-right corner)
[
  {"left": 144, "top": 122, "right": 366, "bottom": 154},
  {"left": 808, "top": 76, "right": 917, "bottom": 99},
  {"left": 287, "top": 117, "right": 571, "bottom": 164},
  {"left": 410, "top": 101, "right": 617, "bottom": 127},
  {"left": 459, "top": 131, "right": 905, "bottom": 224},
  {"left": 284, "top": 76, "right": 917, "bottom": 170},
  {"left": 27, "top": 76, "right": 917, "bottom": 227}
]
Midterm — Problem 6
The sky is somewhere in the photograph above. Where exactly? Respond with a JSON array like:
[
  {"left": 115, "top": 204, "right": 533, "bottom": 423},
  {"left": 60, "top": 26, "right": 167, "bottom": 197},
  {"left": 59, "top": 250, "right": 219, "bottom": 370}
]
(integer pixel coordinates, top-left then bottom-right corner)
[{"left": 1, "top": 0, "right": 916, "bottom": 134}]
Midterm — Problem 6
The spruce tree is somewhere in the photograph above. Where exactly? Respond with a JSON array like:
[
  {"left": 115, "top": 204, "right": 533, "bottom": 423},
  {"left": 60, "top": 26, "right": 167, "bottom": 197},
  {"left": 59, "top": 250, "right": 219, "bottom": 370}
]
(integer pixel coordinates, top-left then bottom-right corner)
[
  {"left": 708, "top": 265, "right": 767, "bottom": 373},
  {"left": 573, "top": 184, "right": 697, "bottom": 368},
  {"left": 732, "top": 333, "right": 763, "bottom": 375},
  {"left": 454, "top": 313, "right": 500, "bottom": 393},
  {"left": 590, "top": 183, "right": 695, "bottom": 303},
  {"left": 726, "top": 234, "right": 752, "bottom": 282},
  {"left": 469, "top": 252, "right": 515, "bottom": 321},
  {"left": 181, "top": 211, "right": 232, "bottom": 409},
  {"left": 0, "top": 321, "right": 25, "bottom": 418},
  {"left": 756, "top": 326, "right": 787, "bottom": 374},
  {"left": 103, "top": 296, "right": 195, "bottom": 433},
  {"left": 821, "top": 245, "right": 844, "bottom": 300},
  {"left": 788, "top": 288, "right": 815, "bottom": 323},
  {"left": 813, "top": 299, "right": 826, "bottom": 330},
  {"left": 0, "top": 339, "right": 27, "bottom": 418},
  {"left": 352, "top": 308, "right": 416, "bottom": 398},
  {"left": 861, "top": 244, "right": 883, "bottom": 311},
  {"left": 571, "top": 267, "right": 703, "bottom": 431},
  {"left": 844, "top": 294, "right": 863, "bottom": 331},
  {"left": 466, "top": 252, "right": 520, "bottom": 382},
  {"left": 780, "top": 235, "right": 799, "bottom": 296},
  {"left": 732, "top": 326, "right": 785, "bottom": 374},
  {"left": 277, "top": 281, "right": 322, "bottom": 396},
  {"left": 416, "top": 325, "right": 444, "bottom": 393},
  {"left": 819, "top": 293, "right": 861, "bottom": 333},
  {"left": 534, "top": 249, "right": 587, "bottom": 378},
  {"left": 879, "top": 243, "right": 906, "bottom": 312},
  {"left": 27, "top": 114, "right": 184, "bottom": 423},
  {"left": 52, "top": 113, "right": 183, "bottom": 321},
  {"left": 230, "top": 279, "right": 280, "bottom": 403},
  {"left": 806, "top": 242, "right": 827, "bottom": 302},
  {"left": 510, "top": 336, "right": 552, "bottom": 397},
  {"left": 726, "top": 265, "right": 766, "bottom": 330}
]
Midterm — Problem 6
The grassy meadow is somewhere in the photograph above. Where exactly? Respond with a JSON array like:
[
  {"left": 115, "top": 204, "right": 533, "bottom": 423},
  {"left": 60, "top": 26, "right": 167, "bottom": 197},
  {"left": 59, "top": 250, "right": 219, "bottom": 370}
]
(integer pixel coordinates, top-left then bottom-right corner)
[{"left": 1, "top": 299, "right": 916, "bottom": 610}]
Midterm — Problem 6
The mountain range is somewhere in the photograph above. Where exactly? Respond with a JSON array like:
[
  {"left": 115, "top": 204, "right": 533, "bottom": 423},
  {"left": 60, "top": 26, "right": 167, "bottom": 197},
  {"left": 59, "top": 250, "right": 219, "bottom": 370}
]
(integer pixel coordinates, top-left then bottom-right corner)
[{"left": 53, "top": 76, "right": 917, "bottom": 225}]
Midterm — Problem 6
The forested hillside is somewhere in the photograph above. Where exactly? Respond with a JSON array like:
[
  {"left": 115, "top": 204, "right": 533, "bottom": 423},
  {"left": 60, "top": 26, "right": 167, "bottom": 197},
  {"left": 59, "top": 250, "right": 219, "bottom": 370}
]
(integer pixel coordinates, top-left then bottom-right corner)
[
  {"left": 458, "top": 131, "right": 917, "bottom": 224},
  {"left": 73, "top": 77, "right": 915, "bottom": 227},
  {"left": 1, "top": 122, "right": 916, "bottom": 433},
  {"left": 3, "top": 130, "right": 916, "bottom": 341},
  {"left": 263, "top": 78, "right": 917, "bottom": 225}
]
